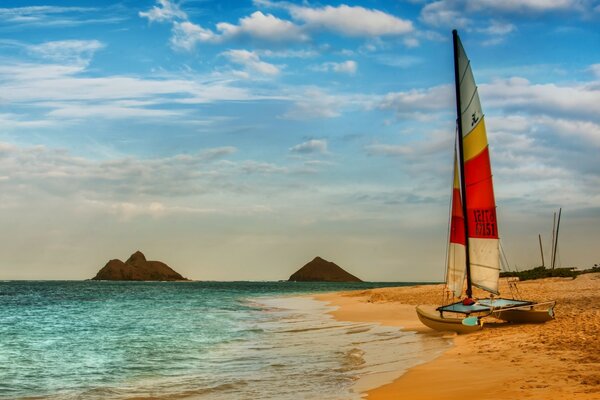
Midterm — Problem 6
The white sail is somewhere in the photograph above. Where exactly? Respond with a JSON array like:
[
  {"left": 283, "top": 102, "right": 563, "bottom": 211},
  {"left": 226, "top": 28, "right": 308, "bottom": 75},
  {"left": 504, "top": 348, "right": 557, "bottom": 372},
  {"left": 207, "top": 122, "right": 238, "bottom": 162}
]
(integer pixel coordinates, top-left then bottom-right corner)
[{"left": 469, "top": 238, "right": 500, "bottom": 294}]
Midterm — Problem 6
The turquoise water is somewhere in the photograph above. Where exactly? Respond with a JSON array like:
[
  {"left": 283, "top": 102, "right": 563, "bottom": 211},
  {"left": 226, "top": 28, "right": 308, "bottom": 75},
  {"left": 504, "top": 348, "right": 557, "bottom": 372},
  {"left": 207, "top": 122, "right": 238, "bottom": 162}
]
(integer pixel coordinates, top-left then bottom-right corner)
[{"left": 0, "top": 281, "right": 445, "bottom": 399}]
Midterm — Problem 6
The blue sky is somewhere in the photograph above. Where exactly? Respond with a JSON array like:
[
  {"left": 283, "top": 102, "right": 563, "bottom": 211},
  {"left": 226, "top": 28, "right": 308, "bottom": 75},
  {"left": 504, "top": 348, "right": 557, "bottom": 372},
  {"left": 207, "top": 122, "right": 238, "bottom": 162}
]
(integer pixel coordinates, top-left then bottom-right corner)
[{"left": 0, "top": 0, "right": 599, "bottom": 280}]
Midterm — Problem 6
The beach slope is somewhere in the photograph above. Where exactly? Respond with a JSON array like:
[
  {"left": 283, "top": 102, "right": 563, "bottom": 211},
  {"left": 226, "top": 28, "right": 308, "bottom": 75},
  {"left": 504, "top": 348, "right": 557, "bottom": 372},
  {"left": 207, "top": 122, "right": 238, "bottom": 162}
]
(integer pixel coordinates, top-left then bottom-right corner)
[{"left": 316, "top": 273, "right": 600, "bottom": 400}]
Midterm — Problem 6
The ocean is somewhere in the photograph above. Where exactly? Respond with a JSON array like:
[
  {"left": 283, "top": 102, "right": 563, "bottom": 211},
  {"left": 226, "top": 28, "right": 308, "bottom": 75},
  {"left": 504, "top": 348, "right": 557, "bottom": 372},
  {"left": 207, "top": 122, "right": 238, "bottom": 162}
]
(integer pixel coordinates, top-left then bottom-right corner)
[{"left": 0, "top": 281, "right": 450, "bottom": 399}]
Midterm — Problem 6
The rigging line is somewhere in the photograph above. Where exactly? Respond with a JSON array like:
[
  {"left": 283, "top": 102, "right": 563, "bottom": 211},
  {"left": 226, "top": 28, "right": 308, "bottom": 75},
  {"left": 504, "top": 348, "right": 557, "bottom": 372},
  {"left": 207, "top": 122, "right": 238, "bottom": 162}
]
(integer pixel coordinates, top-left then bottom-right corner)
[
  {"left": 500, "top": 240, "right": 522, "bottom": 299},
  {"left": 500, "top": 240, "right": 513, "bottom": 272},
  {"left": 514, "top": 280, "right": 522, "bottom": 300},
  {"left": 510, "top": 275, "right": 522, "bottom": 300},
  {"left": 500, "top": 243, "right": 517, "bottom": 299}
]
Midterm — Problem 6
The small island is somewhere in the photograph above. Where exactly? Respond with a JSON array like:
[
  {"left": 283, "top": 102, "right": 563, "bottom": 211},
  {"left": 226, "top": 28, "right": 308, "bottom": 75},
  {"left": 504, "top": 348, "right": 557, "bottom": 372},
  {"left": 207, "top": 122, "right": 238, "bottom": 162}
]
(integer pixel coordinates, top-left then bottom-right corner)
[
  {"left": 92, "top": 251, "right": 189, "bottom": 281},
  {"left": 289, "top": 256, "right": 362, "bottom": 282}
]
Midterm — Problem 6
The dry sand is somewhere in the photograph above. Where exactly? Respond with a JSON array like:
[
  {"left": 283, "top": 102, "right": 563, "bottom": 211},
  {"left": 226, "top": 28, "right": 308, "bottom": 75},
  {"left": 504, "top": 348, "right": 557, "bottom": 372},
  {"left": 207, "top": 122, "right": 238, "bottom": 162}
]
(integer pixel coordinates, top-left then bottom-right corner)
[{"left": 315, "top": 273, "right": 600, "bottom": 400}]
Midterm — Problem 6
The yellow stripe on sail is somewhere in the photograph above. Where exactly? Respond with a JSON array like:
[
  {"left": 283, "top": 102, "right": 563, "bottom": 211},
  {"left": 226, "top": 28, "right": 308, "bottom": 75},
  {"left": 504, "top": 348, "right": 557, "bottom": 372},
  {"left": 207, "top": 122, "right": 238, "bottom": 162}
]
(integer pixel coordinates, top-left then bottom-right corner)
[{"left": 463, "top": 117, "right": 488, "bottom": 161}]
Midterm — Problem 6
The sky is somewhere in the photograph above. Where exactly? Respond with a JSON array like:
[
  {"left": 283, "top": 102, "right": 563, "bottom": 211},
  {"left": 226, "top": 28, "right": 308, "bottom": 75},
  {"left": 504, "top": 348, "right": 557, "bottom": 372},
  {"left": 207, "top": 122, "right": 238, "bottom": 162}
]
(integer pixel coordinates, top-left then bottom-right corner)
[{"left": 0, "top": 0, "right": 599, "bottom": 281}]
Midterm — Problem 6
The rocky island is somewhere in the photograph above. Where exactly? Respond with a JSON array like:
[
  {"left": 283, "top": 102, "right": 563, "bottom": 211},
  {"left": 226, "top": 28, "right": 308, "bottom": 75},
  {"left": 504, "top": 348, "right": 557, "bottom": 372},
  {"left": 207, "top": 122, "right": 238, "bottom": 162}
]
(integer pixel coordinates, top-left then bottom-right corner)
[
  {"left": 289, "top": 256, "right": 362, "bottom": 282},
  {"left": 92, "top": 251, "right": 189, "bottom": 281}
]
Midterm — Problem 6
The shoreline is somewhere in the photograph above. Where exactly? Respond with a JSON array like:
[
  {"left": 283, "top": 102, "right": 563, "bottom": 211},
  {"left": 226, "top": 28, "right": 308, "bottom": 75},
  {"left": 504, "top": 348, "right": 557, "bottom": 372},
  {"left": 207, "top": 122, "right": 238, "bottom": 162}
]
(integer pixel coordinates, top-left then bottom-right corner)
[
  {"left": 254, "top": 293, "right": 447, "bottom": 400},
  {"left": 313, "top": 291, "right": 452, "bottom": 397},
  {"left": 315, "top": 273, "right": 600, "bottom": 399}
]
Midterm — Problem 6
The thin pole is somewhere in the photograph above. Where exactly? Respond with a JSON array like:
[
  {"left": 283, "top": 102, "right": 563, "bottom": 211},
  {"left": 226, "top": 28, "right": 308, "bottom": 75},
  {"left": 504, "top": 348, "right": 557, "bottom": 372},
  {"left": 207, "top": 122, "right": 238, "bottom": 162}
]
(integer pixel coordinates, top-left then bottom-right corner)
[
  {"left": 552, "top": 208, "right": 562, "bottom": 269},
  {"left": 452, "top": 29, "right": 472, "bottom": 298},
  {"left": 538, "top": 234, "right": 545, "bottom": 267},
  {"left": 550, "top": 212, "right": 556, "bottom": 269}
]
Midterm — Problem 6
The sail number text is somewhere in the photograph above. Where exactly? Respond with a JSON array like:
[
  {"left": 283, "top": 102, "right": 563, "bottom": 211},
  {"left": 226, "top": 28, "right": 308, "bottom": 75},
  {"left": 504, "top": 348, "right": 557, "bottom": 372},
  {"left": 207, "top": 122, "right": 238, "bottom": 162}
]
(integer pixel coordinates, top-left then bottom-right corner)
[{"left": 471, "top": 209, "right": 497, "bottom": 238}]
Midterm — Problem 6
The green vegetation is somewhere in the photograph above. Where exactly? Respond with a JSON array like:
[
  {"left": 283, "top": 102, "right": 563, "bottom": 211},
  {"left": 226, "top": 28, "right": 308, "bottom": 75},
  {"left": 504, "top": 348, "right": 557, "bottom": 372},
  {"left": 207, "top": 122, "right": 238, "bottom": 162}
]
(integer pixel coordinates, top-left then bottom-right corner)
[
  {"left": 582, "top": 266, "right": 600, "bottom": 275},
  {"left": 500, "top": 266, "right": 580, "bottom": 281}
]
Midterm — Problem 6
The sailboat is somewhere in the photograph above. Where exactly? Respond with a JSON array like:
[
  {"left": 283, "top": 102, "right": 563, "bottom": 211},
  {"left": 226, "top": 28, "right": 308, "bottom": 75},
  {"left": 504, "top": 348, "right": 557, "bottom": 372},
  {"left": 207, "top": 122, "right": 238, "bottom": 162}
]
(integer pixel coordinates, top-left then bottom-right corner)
[{"left": 416, "top": 30, "right": 556, "bottom": 334}]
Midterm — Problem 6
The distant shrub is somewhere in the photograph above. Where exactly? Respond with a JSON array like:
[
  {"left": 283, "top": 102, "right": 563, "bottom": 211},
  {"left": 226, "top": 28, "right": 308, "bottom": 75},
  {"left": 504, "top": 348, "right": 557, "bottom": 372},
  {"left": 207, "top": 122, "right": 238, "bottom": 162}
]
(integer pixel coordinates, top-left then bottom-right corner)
[
  {"left": 579, "top": 266, "right": 600, "bottom": 275},
  {"left": 500, "top": 266, "right": 578, "bottom": 281}
]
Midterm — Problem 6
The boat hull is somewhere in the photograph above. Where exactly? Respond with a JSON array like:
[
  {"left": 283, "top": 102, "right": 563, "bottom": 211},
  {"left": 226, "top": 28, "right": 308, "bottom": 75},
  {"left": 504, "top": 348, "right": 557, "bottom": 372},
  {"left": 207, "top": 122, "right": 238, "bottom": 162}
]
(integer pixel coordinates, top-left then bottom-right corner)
[
  {"left": 493, "top": 307, "right": 555, "bottom": 323},
  {"left": 416, "top": 306, "right": 483, "bottom": 334}
]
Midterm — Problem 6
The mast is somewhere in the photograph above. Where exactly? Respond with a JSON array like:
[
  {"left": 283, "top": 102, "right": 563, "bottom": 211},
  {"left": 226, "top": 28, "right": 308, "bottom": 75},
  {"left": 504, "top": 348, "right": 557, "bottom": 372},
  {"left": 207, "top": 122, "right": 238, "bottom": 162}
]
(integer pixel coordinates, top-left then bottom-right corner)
[
  {"left": 552, "top": 208, "right": 562, "bottom": 269},
  {"left": 452, "top": 29, "right": 473, "bottom": 298},
  {"left": 538, "top": 234, "right": 545, "bottom": 267}
]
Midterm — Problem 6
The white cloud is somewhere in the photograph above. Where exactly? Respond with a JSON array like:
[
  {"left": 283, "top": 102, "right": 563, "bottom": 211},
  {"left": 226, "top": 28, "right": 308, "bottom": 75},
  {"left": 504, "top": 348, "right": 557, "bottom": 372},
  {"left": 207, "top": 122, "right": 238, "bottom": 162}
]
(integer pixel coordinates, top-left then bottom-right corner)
[
  {"left": 481, "top": 78, "right": 600, "bottom": 122},
  {"left": 365, "top": 143, "right": 413, "bottom": 156},
  {"left": 282, "top": 88, "right": 342, "bottom": 120},
  {"left": 476, "top": 63, "right": 568, "bottom": 81},
  {"left": 0, "top": 5, "right": 122, "bottom": 27},
  {"left": 376, "top": 76, "right": 600, "bottom": 151},
  {"left": 479, "top": 20, "right": 516, "bottom": 35},
  {"left": 289, "top": 4, "right": 413, "bottom": 37},
  {"left": 222, "top": 49, "right": 281, "bottom": 76},
  {"left": 374, "top": 54, "right": 423, "bottom": 68},
  {"left": 46, "top": 103, "right": 183, "bottom": 119},
  {"left": 290, "top": 139, "right": 328, "bottom": 154},
  {"left": 27, "top": 39, "right": 104, "bottom": 64},
  {"left": 110, "top": 201, "right": 167, "bottom": 220},
  {"left": 377, "top": 78, "right": 600, "bottom": 128},
  {"left": 378, "top": 84, "right": 454, "bottom": 115},
  {"left": 216, "top": 11, "right": 308, "bottom": 42},
  {"left": 0, "top": 142, "right": 312, "bottom": 227},
  {"left": 535, "top": 116, "right": 600, "bottom": 148},
  {"left": 259, "top": 49, "right": 318, "bottom": 58},
  {"left": 421, "top": 0, "right": 586, "bottom": 28},
  {"left": 332, "top": 60, "right": 357, "bottom": 74},
  {"left": 0, "top": 5, "right": 91, "bottom": 19},
  {"left": 477, "top": 20, "right": 516, "bottom": 45},
  {"left": 168, "top": 11, "right": 306, "bottom": 51},
  {"left": 313, "top": 60, "right": 357, "bottom": 75},
  {"left": 368, "top": 72, "right": 600, "bottom": 216},
  {"left": 480, "top": 37, "right": 505, "bottom": 47},
  {"left": 420, "top": 1, "right": 471, "bottom": 27},
  {"left": 2, "top": 68, "right": 235, "bottom": 102},
  {"left": 171, "top": 21, "right": 217, "bottom": 50},
  {"left": 483, "top": 113, "right": 600, "bottom": 212},
  {"left": 588, "top": 64, "right": 600, "bottom": 78},
  {"left": 0, "top": 143, "right": 239, "bottom": 200},
  {"left": 0, "top": 61, "right": 263, "bottom": 122},
  {"left": 139, "top": 0, "right": 186, "bottom": 23},
  {"left": 103, "top": 202, "right": 238, "bottom": 220},
  {"left": 474, "top": 0, "right": 579, "bottom": 13},
  {"left": 365, "top": 130, "right": 452, "bottom": 160},
  {"left": 337, "top": 49, "right": 355, "bottom": 57},
  {"left": 0, "top": 113, "right": 57, "bottom": 129},
  {"left": 0, "top": 62, "right": 84, "bottom": 80},
  {"left": 403, "top": 37, "right": 420, "bottom": 48},
  {"left": 241, "top": 160, "right": 289, "bottom": 174},
  {"left": 148, "top": 2, "right": 413, "bottom": 51}
]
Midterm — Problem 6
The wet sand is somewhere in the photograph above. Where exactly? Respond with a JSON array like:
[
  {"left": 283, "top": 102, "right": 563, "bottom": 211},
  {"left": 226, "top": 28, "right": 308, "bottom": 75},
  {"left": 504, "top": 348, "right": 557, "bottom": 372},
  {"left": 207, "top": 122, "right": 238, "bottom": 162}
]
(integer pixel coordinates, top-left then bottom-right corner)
[{"left": 315, "top": 273, "right": 600, "bottom": 399}]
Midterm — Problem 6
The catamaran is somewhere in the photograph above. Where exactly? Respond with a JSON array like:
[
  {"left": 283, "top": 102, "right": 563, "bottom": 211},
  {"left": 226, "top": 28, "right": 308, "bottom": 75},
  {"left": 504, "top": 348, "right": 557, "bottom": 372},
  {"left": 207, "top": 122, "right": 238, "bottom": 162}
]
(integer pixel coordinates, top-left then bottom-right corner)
[{"left": 416, "top": 30, "right": 556, "bottom": 334}]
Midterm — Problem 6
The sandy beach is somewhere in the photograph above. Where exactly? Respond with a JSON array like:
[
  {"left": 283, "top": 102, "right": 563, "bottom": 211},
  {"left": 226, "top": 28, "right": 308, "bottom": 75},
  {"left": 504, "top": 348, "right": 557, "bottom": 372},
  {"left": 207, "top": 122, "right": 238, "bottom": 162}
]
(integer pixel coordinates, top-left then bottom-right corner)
[{"left": 316, "top": 273, "right": 600, "bottom": 400}]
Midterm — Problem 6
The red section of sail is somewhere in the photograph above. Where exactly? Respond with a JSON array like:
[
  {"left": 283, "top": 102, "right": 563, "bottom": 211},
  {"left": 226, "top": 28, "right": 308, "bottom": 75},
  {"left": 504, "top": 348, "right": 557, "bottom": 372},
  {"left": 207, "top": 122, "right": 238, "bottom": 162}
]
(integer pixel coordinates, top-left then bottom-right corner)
[
  {"left": 464, "top": 147, "right": 498, "bottom": 239},
  {"left": 449, "top": 188, "right": 466, "bottom": 245}
]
